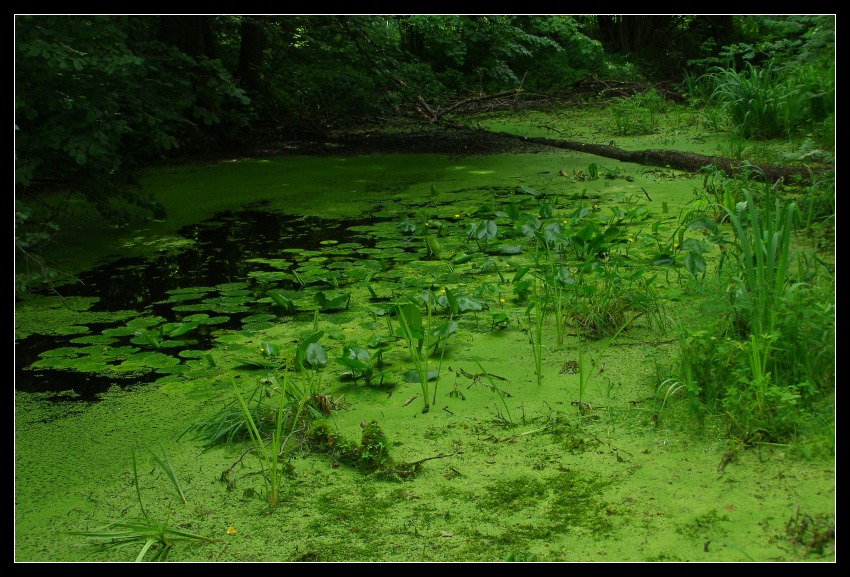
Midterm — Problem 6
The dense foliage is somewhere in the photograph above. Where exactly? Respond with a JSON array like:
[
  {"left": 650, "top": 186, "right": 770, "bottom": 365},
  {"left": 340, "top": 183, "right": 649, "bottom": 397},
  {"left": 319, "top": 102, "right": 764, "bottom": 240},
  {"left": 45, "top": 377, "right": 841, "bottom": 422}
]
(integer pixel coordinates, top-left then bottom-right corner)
[{"left": 15, "top": 15, "right": 835, "bottom": 292}]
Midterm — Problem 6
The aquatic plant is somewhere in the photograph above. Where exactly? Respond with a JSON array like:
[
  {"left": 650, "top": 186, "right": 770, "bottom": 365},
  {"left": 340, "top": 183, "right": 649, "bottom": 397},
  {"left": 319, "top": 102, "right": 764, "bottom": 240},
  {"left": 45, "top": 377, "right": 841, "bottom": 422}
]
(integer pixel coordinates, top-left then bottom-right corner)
[
  {"left": 233, "top": 369, "right": 307, "bottom": 508},
  {"left": 394, "top": 301, "right": 432, "bottom": 413},
  {"left": 337, "top": 345, "right": 382, "bottom": 386},
  {"left": 67, "top": 449, "right": 216, "bottom": 561}
]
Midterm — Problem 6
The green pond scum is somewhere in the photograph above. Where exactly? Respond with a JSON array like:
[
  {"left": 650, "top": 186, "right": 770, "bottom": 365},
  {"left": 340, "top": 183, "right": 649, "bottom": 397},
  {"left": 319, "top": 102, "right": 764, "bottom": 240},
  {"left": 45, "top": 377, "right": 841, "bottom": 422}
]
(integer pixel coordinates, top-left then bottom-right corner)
[{"left": 15, "top": 115, "right": 834, "bottom": 561}]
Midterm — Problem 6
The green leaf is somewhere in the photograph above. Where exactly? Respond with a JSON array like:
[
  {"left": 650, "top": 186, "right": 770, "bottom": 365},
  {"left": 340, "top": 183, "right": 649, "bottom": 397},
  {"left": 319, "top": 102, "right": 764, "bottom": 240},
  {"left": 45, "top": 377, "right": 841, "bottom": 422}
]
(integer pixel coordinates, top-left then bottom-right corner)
[
  {"left": 305, "top": 343, "right": 327, "bottom": 368},
  {"left": 268, "top": 291, "right": 296, "bottom": 313},
  {"left": 261, "top": 342, "right": 280, "bottom": 357}
]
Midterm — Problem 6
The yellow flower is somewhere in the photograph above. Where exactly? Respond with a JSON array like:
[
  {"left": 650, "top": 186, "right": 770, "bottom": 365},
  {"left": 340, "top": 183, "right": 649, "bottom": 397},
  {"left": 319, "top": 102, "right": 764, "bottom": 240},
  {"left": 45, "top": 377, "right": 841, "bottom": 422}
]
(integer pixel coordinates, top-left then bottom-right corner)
[
  {"left": 627, "top": 237, "right": 634, "bottom": 242},
  {"left": 499, "top": 298, "right": 506, "bottom": 304},
  {"left": 226, "top": 526, "right": 237, "bottom": 535}
]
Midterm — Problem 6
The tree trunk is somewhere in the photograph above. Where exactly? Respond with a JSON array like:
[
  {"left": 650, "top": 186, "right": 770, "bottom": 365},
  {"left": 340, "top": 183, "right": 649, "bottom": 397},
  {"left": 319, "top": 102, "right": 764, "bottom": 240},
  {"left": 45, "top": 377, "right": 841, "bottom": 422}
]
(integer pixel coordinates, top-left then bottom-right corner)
[
  {"left": 490, "top": 131, "right": 831, "bottom": 185},
  {"left": 237, "top": 16, "right": 266, "bottom": 92}
]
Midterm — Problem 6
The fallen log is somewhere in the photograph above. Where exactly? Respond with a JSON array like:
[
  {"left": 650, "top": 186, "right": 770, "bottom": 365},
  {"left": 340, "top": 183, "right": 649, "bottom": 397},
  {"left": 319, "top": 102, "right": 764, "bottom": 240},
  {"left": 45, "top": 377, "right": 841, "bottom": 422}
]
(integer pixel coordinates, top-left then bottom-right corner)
[{"left": 489, "top": 130, "right": 833, "bottom": 185}]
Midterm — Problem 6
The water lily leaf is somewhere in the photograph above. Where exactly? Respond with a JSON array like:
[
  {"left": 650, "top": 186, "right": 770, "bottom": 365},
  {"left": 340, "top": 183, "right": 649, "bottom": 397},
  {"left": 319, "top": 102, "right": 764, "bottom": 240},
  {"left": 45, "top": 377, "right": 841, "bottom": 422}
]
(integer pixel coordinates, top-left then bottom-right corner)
[
  {"left": 242, "top": 321, "right": 275, "bottom": 332},
  {"left": 343, "top": 346, "right": 371, "bottom": 363},
  {"left": 402, "top": 369, "right": 439, "bottom": 383},
  {"left": 214, "top": 306, "right": 250, "bottom": 315},
  {"left": 157, "top": 340, "right": 188, "bottom": 349},
  {"left": 248, "top": 271, "right": 294, "bottom": 283},
  {"left": 338, "top": 356, "right": 369, "bottom": 372},
  {"left": 451, "top": 252, "right": 473, "bottom": 264},
  {"left": 245, "top": 258, "right": 291, "bottom": 269},
  {"left": 163, "top": 321, "right": 199, "bottom": 338},
  {"left": 37, "top": 347, "right": 84, "bottom": 358},
  {"left": 129, "top": 352, "right": 180, "bottom": 369},
  {"left": 445, "top": 287, "right": 460, "bottom": 316},
  {"left": 512, "top": 266, "right": 531, "bottom": 283},
  {"left": 456, "top": 295, "right": 485, "bottom": 312},
  {"left": 396, "top": 303, "right": 423, "bottom": 332},
  {"left": 97, "top": 327, "right": 137, "bottom": 342},
  {"left": 425, "top": 236, "right": 441, "bottom": 259},
  {"left": 552, "top": 266, "right": 574, "bottom": 287},
  {"left": 70, "top": 335, "right": 114, "bottom": 345},
  {"left": 131, "top": 331, "right": 160, "bottom": 348},
  {"left": 215, "top": 282, "right": 249, "bottom": 291},
  {"left": 172, "top": 304, "right": 216, "bottom": 313},
  {"left": 209, "top": 296, "right": 251, "bottom": 305},
  {"left": 268, "top": 291, "right": 296, "bottom": 314},
  {"left": 494, "top": 244, "right": 523, "bottom": 255},
  {"left": 366, "top": 334, "right": 392, "bottom": 348},
  {"left": 399, "top": 217, "right": 417, "bottom": 234},
  {"left": 261, "top": 342, "right": 280, "bottom": 357},
  {"left": 167, "top": 292, "right": 208, "bottom": 302},
  {"left": 167, "top": 286, "right": 213, "bottom": 295},
  {"left": 431, "top": 320, "right": 458, "bottom": 341},
  {"left": 219, "top": 289, "right": 252, "bottom": 298},
  {"left": 316, "top": 292, "right": 350, "bottom": 312},
  {"left": 233, "top": 358, "right": 280, "bottom": 369},
  {"left": 97, "top": 345, "right": 140, "bottom": 360},
  {"left": 305, "top": 342, "right": 327, "bottom": 368},
  {"left": 178, "top": 350, "right": 210, "bottom": 359},
  {"left": 127, "top": 317, "right": 165, "bottom": 330},
  {"left": 476, "top": 220, "right": 498, "bottom": 241},
  {"left": 684, "top": 251, "right": 707, "bottom": 277}
]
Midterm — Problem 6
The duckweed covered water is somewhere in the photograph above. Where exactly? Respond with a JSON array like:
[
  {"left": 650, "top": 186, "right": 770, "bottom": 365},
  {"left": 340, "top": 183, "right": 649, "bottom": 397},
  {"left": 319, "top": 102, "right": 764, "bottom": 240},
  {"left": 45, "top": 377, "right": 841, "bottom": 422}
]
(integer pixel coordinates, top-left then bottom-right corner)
[{"left": 15, "top": 132, "right": 835, "bottom": 561}]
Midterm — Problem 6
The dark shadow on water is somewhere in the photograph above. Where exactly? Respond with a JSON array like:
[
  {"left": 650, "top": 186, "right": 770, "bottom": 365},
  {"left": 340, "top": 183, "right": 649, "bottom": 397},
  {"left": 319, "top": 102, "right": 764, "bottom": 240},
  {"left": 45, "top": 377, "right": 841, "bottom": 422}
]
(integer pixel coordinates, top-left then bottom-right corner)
[{"left": 16, "top": 201, "right": 375, "bottom": 400}]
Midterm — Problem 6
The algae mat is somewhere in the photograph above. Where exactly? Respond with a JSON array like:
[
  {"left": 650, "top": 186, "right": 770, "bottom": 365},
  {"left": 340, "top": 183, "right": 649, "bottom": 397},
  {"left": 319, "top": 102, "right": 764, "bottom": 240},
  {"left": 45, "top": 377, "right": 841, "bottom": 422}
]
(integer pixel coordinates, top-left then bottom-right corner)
[{"left": 15, "top": 150, "right": 835, "bottom": 562}]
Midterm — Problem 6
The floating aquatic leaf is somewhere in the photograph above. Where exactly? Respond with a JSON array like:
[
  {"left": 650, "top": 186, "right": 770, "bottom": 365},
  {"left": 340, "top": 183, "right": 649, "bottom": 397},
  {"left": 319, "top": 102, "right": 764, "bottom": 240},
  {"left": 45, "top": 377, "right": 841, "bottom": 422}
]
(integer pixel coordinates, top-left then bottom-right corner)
[
  {"left": 219, "top": 290, "right": 252, "bottom": 298},
  {"left": 178, "top": 350, "right": 211, "bottom": 359},
  {"left": 234, "top": 358, "right": 280, "bottom": 369},
  {"left": 197, "top": 315, "right": 229, "bottom": 325},
  {"left": 155, "top": 364, "right": 190, "bottom": 375},
  {"left": 212, "top": 305, "right": 251, "bottom": 315},
  {"left": 268, "top": 291, "right": 296, "bottom": 314},
  {"left": 402, "top": 369, "right": 439, "bottom": 383},
  {"left": 476, "top": 220, "right": 498, "bottom": 241},
  {"left": 494, "top": 244, "right": 523, "bottom": 255},
  {"left": 167, "top": 292, "right": 208, "bottom": 302},
  {"left": 245, "top": 258, "right": 291, "bottom": 269},
  {"left": 456, "top": 295, "right": 486, "bottom": 312},
  {"left": 168, "top": 286, "right": 214, "bottom": 295},
  {"left": 242, "top": 321, "right": 275, "bottom": 332},
  {"left": 172, "top": 304, "right": 216, "bottom": 313},
  {"left": 247, "top": 271, "right": 294, "bottom": 283},
  {"left": 163, "top": 321, "right": 199, "bottom": 338},
  {"left": 70, "top": 335, "right": 113, "bottom": 345},
  {"left": 316, "top": 292, "right": 350, "bottom": 312},
  {"left": 261, "top": 342, "right": 281, "bottom": 357},
  {"left": 305, "top": 342, "right": 328, "bottom": 368},
  {"left": 101, "top": 326, "right": 138, "bottom": 338},
  {"left": 51, "top": 325, "right": 90, "bottom": 336},
  {"left": 215, "top": 282, "right": 249, "bottom": 291},
  {"left": 157, "top": 340, "right": 188, "bottom": 349},
  {"left": 132, "top": 352, "right": 181, "bottom": 368},
  {"left": 241, "top": 314, "right": 276, "bottom": 325},
  {"left": 127, "top": 317, "right": 165, "bottom": 329},
  {"left": 131, "top": 332, "right": 160, "bottom": 348},
  {"left": 37, "top": 347, "right": 83, "bottom": 359}
]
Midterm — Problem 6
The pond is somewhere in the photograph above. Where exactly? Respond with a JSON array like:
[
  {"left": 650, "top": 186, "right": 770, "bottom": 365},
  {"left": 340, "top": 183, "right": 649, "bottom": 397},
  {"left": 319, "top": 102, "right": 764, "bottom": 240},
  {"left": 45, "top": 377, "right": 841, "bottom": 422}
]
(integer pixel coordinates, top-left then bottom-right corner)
[{"left": 14, "top": 134, "right": 835, "bottom": 561}]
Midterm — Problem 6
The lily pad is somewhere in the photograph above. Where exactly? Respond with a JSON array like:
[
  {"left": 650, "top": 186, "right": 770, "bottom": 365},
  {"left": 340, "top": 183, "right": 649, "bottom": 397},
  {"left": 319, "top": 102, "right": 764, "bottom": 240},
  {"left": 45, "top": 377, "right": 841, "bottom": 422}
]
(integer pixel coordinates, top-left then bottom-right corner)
[{"left": 402, "top": 369, "right": 440, "bottom": 383}]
